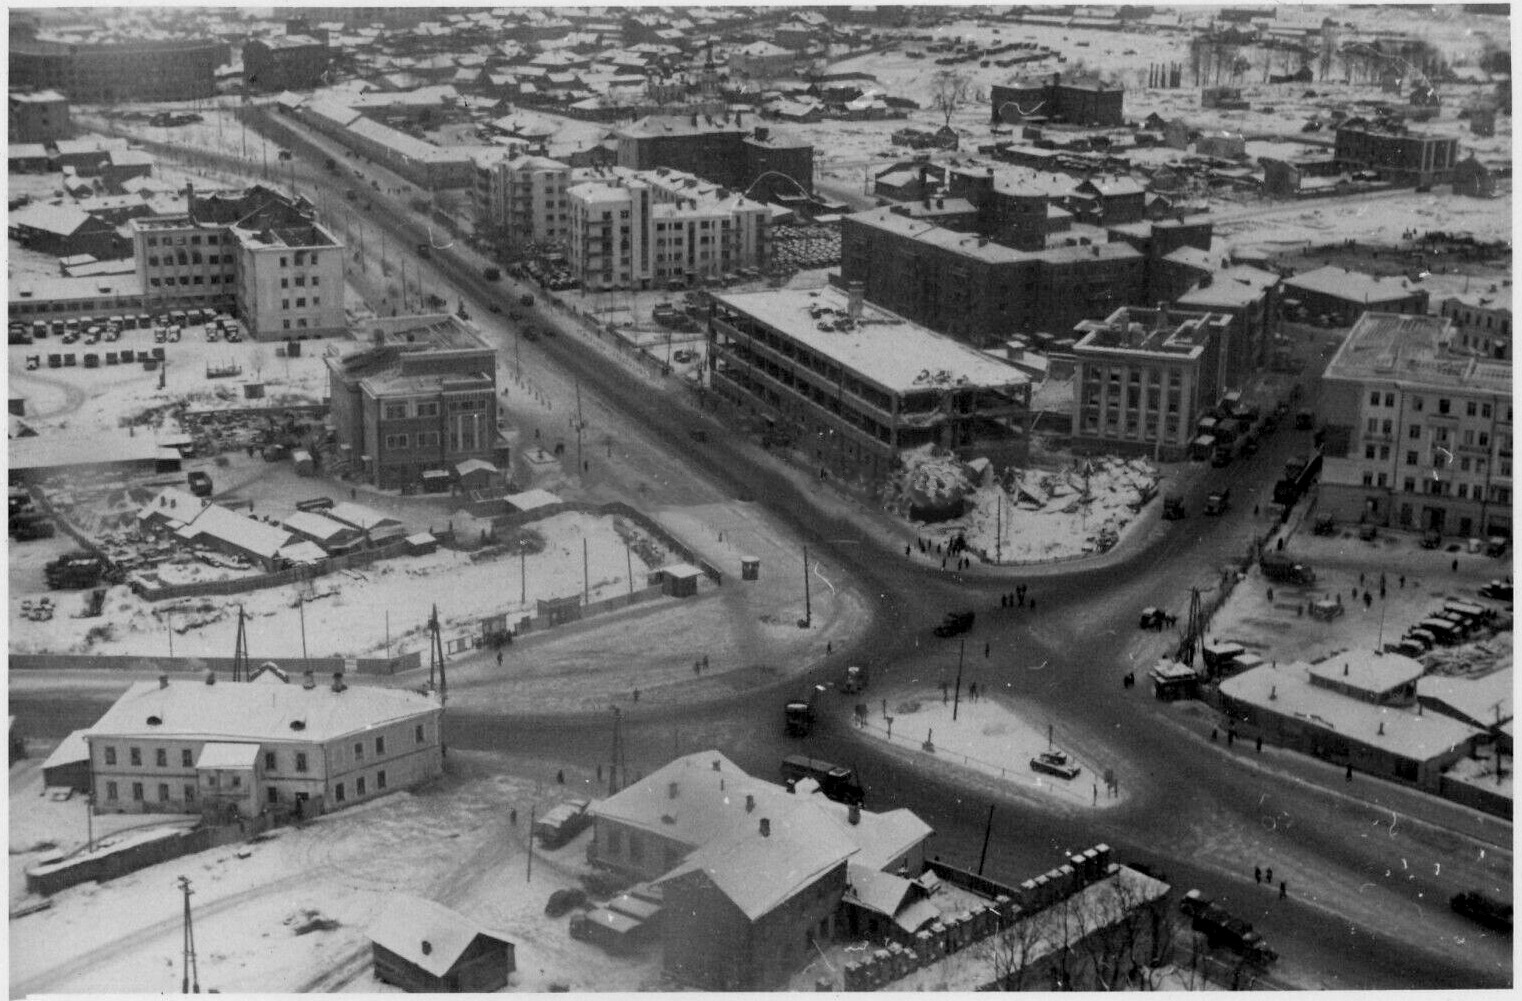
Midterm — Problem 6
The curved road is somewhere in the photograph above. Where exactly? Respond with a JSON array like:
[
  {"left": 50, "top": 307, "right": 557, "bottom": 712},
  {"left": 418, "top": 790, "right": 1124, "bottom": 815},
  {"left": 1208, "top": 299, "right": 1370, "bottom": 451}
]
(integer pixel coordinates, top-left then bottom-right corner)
[{"left": 25, "top": 108, "right": 1512, "bottom": 991}]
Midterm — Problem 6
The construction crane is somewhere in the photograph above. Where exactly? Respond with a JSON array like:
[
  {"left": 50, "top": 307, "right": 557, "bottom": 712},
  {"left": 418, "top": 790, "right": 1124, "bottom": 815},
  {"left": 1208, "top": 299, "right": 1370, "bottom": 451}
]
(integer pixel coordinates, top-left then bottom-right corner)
[
  {"left": 230, "top": 605, "right": 250, "bottom": 682},
  {"left": 1175, "top": 587, "right": 1205, "bottom": 668}
]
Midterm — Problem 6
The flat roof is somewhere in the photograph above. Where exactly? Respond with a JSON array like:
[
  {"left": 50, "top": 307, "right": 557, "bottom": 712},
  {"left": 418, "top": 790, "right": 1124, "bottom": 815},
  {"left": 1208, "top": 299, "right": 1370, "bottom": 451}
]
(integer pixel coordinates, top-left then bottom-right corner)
[
  {"left": 1306, "top": 649, "right": 1424, "bottom": 694},
  {"left": 10, "top": 430, "right": 164, "bottom": 470},
  {"left": 1221, "top": 664, "right": 1483, "bottom": 762},
  {"left": 1323, "top": 312, "right": 1511, "bottom": 394},
  {"left": 1285, "top": 265, "right": 1423, "bottom": 304},
  {"left": 713, "top": 285, "right": 1029, "bottom": 395}
]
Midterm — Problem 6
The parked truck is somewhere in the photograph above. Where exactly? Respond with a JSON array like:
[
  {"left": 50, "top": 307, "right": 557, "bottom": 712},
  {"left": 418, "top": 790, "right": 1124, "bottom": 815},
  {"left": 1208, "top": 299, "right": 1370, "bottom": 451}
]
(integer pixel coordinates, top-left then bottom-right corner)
[
  {"left": 1261, "top": 551, "right": 1316, "bottom": 585},
  {"left": 784, "top": 684, "right": 826, "bottom": 737},
  {"left": 1180, "top": 889, "right": 1279, "bottom": 965},
  {"left": 534, "top": 799, "right": 591, "bottom": 849},
  {"left": 45, "top": 552, "right": 111, "bottom": 589},
  {"left": 780, "top": 755, "right": 864, "bottom": 806}
]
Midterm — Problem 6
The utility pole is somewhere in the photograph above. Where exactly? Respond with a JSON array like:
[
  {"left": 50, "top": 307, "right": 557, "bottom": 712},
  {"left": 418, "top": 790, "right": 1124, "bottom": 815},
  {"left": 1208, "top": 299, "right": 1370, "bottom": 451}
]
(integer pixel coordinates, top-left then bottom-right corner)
[
  {"left": 575, "top": 378, "right": 585, "bottom": 478},
  {"left": 520, "top": 544, "right": 527, "bottom": 605},
  {"left": 953, "top": 639, "right": 965, "bottom": 721},
  {"left": 582, "top": 537, "right": 589, "bottom": 608},
  {"left": 526, "top": 805, "right": 535, "bottom": 883},
  {"left": 977, "top": 803, "right": 995, "bottom": 875},
  {"left": 995, "top": 491, "right": 1002, "bottom": 565},
  {"left": 802, "top": 545, "right": 812, "bottom": 627},
  {"left": 625, "top": 542, "right": 634, "bottom": 595},
  {"left": 298, "top": 595, "right": 309, "bottom": 677},
  {"left": 231, "top": 605, "right": 250, "bottom": 682},
  {"left": 609, "top": 707, "right": 626, "bottom": 795},
  {"left": 178, "top": 875, "right": 200, "bottom": 994}
]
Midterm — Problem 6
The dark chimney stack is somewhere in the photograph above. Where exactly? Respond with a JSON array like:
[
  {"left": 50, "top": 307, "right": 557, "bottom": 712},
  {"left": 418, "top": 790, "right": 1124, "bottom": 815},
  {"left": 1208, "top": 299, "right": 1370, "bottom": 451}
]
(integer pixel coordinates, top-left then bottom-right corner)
[{"left": 759, "top": 817, "right": 770, "bottom": 837}]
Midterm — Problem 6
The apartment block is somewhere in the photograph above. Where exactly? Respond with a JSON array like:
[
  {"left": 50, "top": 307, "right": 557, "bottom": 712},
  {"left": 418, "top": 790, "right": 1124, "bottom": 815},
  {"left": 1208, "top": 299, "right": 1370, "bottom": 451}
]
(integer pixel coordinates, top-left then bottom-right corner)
[
  {"left": 473, "top": 153, "right": 573, "bottom": 251},
  {"left": 7, "top": 89, "right": 71, "bottom": 144},
  {"left": 1333, "top": 124, "right": 1460, "bottom": 187},
  {"left": 1071, "top": 306, "right": 1231, "bottom": 460},
  {"left": 10, "top": 38, "right": 221, "bottom": 103},
  {"left": 1439, "top": 291, "right": 1511, "bottom": 361},
  {"left": 244, "top": 34, "right": 331, "bottom": 92},
  {"left": 616, "top": 115, "right": 813, "bottom": 197},
  {"left": 1317, "top": 312, "right": 1512, "bottom": 539},
  {"left": 991, "top": 73, "right": 1125, "bottom": 127}
]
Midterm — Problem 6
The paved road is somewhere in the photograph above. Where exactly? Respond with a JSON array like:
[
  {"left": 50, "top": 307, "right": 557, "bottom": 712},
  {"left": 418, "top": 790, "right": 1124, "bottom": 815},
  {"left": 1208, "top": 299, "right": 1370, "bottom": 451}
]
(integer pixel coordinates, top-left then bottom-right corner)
[{"left": 24, "top": 109, "right": 1512, "bottom": 990}]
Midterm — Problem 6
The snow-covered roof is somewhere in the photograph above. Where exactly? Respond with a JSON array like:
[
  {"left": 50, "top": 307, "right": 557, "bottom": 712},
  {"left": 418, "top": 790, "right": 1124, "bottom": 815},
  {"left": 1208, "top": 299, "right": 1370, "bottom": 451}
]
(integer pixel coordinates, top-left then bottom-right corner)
[
  {"left": 10, "top": 202, "right": 96, "bottom": 236},
  {"left": 41, "top": 729, "right": 91, "bottom": 772},
  {"left": 656, "top": 814, "right": 856, "bottom": 920},
  {"left": 1417, "top": 668, "right": 1513, "bottom": 728},
  {"left": 281, "top": 510, "right": 354, "bottom": 542},
  {"left": 326, "top": 501, "right": 402, "bottom": 532},
  {"left": 367, "top": 895, "right": 512, "bottom": 978},
  {"left": 1220, "top": 664, "right": 1483, "bottom": 762},
  {"left": 590, "top": 750, "right": 931, "bottom": 873},
  {"left": 455, "top": 458, "right": 497, "bottom": 476},
  {"left": 84, "top": 678, "right": 439, "bottom": 745},
  {"left": 277, "top": 540, "right": 328, "bottom": 565},
  {"left": 195, "top": 741, "right": 259, "bottom": 770},
  {"left": 505, "top": 489, "right": 561, "bottom": 511},
  {"left": 181, "top": 504, "right": 291, "bottom": 560},
  {"left": 1177, "top": 265, "right": 1280, "bottom": 309},
  {"left": 712, "top": 285, "right": 1028, "bottom": 396},
  {"left": 1284, "top": 265, "right": 1421, "bottom": 304},
  {"left": 12, "top": 430, "right": 164, "bottom": 472},
  {"left": 1307, "top": 649, "right": 1424, "bottom": 696}
]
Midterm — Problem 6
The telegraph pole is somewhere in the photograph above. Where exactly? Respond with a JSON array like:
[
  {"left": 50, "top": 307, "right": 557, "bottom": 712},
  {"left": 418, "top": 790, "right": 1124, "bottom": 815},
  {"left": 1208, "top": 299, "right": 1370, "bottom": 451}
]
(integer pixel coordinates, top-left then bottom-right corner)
[
  {"left": 298, "top": 595, "right": 309, "bottom": 676},
  {"left": 802, "top": 545, "right": 812, "bottom": 627},
  {"left": 977, "top": 803, "right": 995, "bottom": 875},
  {"left": 231, "top": 605, "right": 250, "bottom": 682},
  {"left": 953, "top": 639, "right": 965, "bottom": 721},
  {"left": 178, "top": 875, "right": 200, "bottom": 994},
  {"left": 582, "top": 537, "right": 589, "bottom": 608}
]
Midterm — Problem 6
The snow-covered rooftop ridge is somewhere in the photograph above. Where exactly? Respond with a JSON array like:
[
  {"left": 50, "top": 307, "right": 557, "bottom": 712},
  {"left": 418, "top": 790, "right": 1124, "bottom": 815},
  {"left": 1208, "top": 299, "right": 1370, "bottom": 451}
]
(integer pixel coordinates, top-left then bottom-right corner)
[
  {"left": 1306, "top": 648, "right": 1424, "bottom": 694},
  {"left": 83, "top": 678, "right": 439, "bottom": 745},
  {"left": 712, "top": 286, "right": 1028, "bottom": 395},
  {"left": 367, "top": 894, "right": 512, "bottom": 978}
]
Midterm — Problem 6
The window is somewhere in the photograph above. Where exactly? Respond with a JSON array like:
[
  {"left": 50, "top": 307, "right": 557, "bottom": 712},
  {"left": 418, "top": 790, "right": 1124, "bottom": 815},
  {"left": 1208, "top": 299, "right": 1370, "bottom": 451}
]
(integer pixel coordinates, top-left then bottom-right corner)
[
  {"left": 106, "top": 781, "right": 118, "bottom": 801},
  {"left": 1407, "top": 451, "right": 1419, "bottom": 466},
  {"left": 1370, "top": 391, "right": 1381, "bottom": 406},
  {"left": 156, "top": 748, "right": 167, "bottom": 767},
  {"left": 281, "top": 278, "right": 289, "bottom": 289},
  {"left": 1458, "top": 484, "right": 1469, "bottom": 499},
  {"left": 357, "top": 777, "right": 366, "bottom": 797},
  {"left": 150, "top": 278, "right": 162, "bottom": 287},
  {"left": 1413, "top": 396, "right": 1424, "bottom": 412},
  {"left": 264, "top": 751, "right": 277, "bottom": 771},
  {"left": 384, "top": 434, "right": 409, "bottom": 450},
  {"left": 377, "top": 770, "right": 387, "bottom": 790},
  {"left": 279, "top": 256, "right": 288, "bottom": 267},
  {"left": 295, "top": 752, "right": 308, "bottom": 773},
  {"left": 383, "top": 402, "right": 408, "bottom": 420},
  {"left": 1404, "top": 478, "right": 1416, "bottom": 493},
  {"left": 105, "top": 746, "right": 117, "bottom": 766},
  {"left": 130, "top": 747, "right": 141, "bottom": 766},
  {"left": 1482, "top": 404, "right": 1492, "bottom": 419},
  {"left": 1365, "top": 445, "right": 1376, "bottom": 460},
  {"left": 1409, "top": 425, "right": 1422, "bottom": 440},
  {"left": 267, "top": 787, "right": 279, "bottom": 804},
  {"left": 375, "top": 736, "right": 385, "bottom": 755},
  {"left": 281, "top": 299, "right": 290, "bottom": 310},
  {"left": 1467, "top": 401, "right": 1478, "bottom": 417},
  {"left": 296, "top": 298, "right": 306, "bottom": 308},
  {"left": 335, "top": 782, "right": 346, "bottom": 803},
  {"left": 1366, "top": 418, "right": 1378, "bottom": 434},
  {"left": 354, "top": 741, "right": 364, "bottom": 761},
  {"left": 182, "top": 749, "right": 192, "bottom": 767},
  {"left": 415, "top": 402, "right": 439, "bottom": 418},
  {"left": 1379, "top": 446, "right": 1390, "bottom": 460},
  {"left": 185, "top": 784, "right": 195, "bottom": 802},
  {"left": 283, "top": 319, "right": 291, "bottom": 330},
  {"left": 312, "top": 297, "right": 320, "bottom": 307},
  {"left": 1377, "top": 473, "right": 1388, "bottom": 487},
  {"left": 1362, "top": 472, "right": 1374, "bottom": 486},
  {"left": 158, "top": 783, "right": 170, "bottom": 801},
  {"left": 148, "top": 256, "right": 159, "bottom": 267},
  {"left": 312, "top": 276, "right": 320, "bottom": 286},
  {"left": 1479, "top": 432, "right": 1490, "bottom": 447},
  {"left": 132, "top": 782, "right": 144, "bottom": 801},
  {"left": 1382, "top": 420, "right": 1393, "bottom": 435},
  {"left": 1385, "top": 393, "right": 1395, "bottom": 407},
  {"left": 295, "top": 276, "right": 305, "bottom": 287},
  {"left": 415, "top": 724, "right": 425, "bottom": 744},
  {"left": 1439, "top": 398, "right": 1451, "bottom": 415}
]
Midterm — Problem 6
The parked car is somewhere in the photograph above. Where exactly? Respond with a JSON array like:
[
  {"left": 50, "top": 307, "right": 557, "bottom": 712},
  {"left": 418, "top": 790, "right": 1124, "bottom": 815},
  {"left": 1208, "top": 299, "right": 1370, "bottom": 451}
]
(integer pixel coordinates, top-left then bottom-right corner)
[
  {"left": 1478, "top": 580, "right": 1513, "bottom": 603},
  {"left": 1030, "top": 749, "right": 1081, "bottom": 780}
]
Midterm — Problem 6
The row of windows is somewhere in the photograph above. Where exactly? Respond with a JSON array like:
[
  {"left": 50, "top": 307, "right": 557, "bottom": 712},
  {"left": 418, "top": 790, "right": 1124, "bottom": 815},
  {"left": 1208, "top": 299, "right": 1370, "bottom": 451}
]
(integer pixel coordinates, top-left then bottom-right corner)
[
  {"left": 1381, "top": 392, "right": 1497, "bottom": 419},
  {"left": 280, "top": 297, "right": 321, "bottom": 310},
  {"left": 278, "top": 252, "right": 321, "bottom": 267},
  {"left": 100, "top": 727, "right": 426, "bottom": 771},
  {"left": 382, "top": 400, "right": 441, "bottom": 420},
  {"left": 1362, "top": 472, "right": 1511, "bottom": 503},
  {"left": 384, "top": 431, "right": 442, "bottom": 450},
  {"left": 149, "top": 275, "right": 227, "bottom": 287},
  {"left": 100, "top": 769, "right": 393, "bottom": 805},
  {"left": 147, "top": 254, "right": 234, "bottom": 267},
  {"left": 144, "top": 233, "right": 229, "bottom": 247},
  {"left": 279, "top": 275, "right": 321, "bottom": 289}
]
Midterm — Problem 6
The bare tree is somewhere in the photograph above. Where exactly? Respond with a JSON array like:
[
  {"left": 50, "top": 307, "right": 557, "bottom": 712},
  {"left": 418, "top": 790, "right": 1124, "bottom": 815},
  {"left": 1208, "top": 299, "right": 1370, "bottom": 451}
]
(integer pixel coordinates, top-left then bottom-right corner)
[
  {"left": 982, "top": 911, "right": 1047, "bottom": 991},
  {"left": 930, "top": 69, "right": 973, "bottom": 127}
]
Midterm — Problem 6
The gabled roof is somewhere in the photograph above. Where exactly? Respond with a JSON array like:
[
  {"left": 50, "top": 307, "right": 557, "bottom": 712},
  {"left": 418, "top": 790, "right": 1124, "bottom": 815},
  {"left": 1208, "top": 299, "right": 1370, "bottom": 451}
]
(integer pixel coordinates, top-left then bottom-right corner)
[
  {"left": 368, "top": 895, "right": 512, "bottom": 978},
  {"left": 179, "top": 503, "right": 291, "bottom": 560},
  {"left": 1284, "top": 265, "right": 1420, "bottom": 303},
  {"left": 10, "top": 203, "right": 96, "bottom": 237},
  {"left": 326, "top": 501, "right": 403, "bottom": 532},
  {"left": 281, "top": 510, "right": 355, "bottom": 542}
]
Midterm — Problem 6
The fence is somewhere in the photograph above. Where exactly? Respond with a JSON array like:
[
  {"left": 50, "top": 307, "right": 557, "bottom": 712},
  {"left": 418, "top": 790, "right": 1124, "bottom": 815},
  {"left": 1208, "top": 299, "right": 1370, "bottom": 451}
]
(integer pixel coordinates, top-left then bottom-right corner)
[
  {"left": 25, "top": 813, "right": 272, "bottom": 897},
  {"left": 1436, "top": 774, "right": 1511, "bottom": 819},
  {"left": 8, "top": 651, "right": 421, "bottom": 677}
]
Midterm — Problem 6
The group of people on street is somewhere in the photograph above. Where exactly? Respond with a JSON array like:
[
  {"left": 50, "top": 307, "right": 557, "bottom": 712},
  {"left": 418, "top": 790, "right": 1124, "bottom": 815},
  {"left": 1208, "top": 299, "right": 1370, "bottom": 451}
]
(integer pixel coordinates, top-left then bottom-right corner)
[{"left": 999, "top": 585, "right": 1034, "bottom": 610}]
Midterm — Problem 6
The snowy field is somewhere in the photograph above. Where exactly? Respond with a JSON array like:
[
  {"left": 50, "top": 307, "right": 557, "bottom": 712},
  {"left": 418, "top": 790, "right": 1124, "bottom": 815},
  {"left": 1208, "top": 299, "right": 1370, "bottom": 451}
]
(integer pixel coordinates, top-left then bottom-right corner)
[
  {"left": 9, "top": 511, "right": 676, "bottom": 660},
  {"left": 9, "top": 751, "right": 662, "bottom": 995}
]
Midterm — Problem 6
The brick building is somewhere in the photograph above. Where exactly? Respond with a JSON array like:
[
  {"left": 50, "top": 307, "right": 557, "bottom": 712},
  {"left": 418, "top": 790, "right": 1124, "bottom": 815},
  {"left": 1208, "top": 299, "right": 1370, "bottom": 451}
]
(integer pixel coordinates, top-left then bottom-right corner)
[
  {"left": 7, "top": 89, "right": 71, "bottom": 143},
  {"left": 325, "top": 314, "right": 506, "bottom": 490},
  {"left": 472, "top": 153, "right": 573, "bottom": 251},
  {"left": 839, "top": 206, "right": 1143, "bottom": 346},
  {"left": 990, "top": 73, "right": 1125, "bottom": 127},
  {"left": 9, "top": 38, "right": 221, "bottom": 103},
  {"left": 244, "top": 34, "right": 331, "bottom": 92},
  {"left": 1333, "top": 123, "right": 1460, "bottom": 187},
  {"left": 1283, "top": 265, "right": 1428, "bottom": 327},
  {"left": 1316, "top": 312, "right": 1512, "bottom": 539},
  {"left": 615, "top": 115, "right": 813, "bottom": 198},
  {"left": 1439, "top": 290, "right": 1511, "bottom": 361}
]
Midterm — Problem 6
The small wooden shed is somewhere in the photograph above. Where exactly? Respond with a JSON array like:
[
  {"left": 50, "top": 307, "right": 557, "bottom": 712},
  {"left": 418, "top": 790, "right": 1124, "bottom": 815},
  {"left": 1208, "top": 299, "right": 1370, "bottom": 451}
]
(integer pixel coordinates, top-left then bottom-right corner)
[
  {"left": 650, "top": 563, "right": 702, "bottom": 598},
  {"left": 369, "top": 894, "right": 516, "bottom": 993}
]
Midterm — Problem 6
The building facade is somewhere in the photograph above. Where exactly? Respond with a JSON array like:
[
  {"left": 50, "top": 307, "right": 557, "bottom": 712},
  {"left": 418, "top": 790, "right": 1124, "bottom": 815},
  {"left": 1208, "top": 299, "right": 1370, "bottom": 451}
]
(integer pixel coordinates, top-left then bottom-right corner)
[
  {"left": 1333, "top": 124, "right": 1460, "bottom": 186},
  {"left": 708, "top": 285, "right": 1031, "bottom": 483},
  {"left": 990, "top": 74, "right": 1125, "bottom": 127},
  {"left": 243, "top": 34, "right": 331, "bottom": 92},
  {"left": 84, "top": 675, "right": 443, "bottom": 820},
  {"left": 1317, "top": 312, "right": 1512, "bottom": 539},
  {"left": 130, "top": 185, "right": 345, "bottom": 339},
  {"left": 10, "top": 38, "right": 221, "bottom": 103},
  {"left": 326, "top": 314, "right": 504, "bottom": 489},
  {"left": 8, "top": 89, "right": 71, "bottom": 143},
  {"left": 1070, "top": 306, "right": 1230, "bottom": 460},
  {"left": 1439, "top": 292, "right": 1511, "bottom": 361},
  {"left": 616, "top": 115, "right": 813, "bottom": 196},
  {"left": 473, "top": 153, "right": 572, "bottom": 251}
]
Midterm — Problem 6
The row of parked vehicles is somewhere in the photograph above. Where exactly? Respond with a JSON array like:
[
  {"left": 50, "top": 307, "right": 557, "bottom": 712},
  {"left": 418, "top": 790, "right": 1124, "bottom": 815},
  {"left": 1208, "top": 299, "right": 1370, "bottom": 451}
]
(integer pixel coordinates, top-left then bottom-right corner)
[
  {"left": 10, "top": 308, "right": 235, "bottom": 346},
  {"left": 1388, "top": 595, "right": 1503, "bottom": 658}
]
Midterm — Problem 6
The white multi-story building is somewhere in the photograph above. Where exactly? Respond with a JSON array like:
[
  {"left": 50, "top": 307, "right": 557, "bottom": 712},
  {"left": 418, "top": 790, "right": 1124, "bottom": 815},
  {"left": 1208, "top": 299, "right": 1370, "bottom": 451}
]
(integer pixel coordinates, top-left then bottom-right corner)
[
  {"left": 473, "top": 152, "right": 572, "bottom": 251},
  {"left": 130, "top": 184, "right": 344, "bottom": 340},
  {"left": 567, "top": 167, "right": 769, "bottom": 291},
  {"left": 84, "top": 672, "right": 443, "bottom": 820},
  {"left": 1318, "top": 312, "right": 1512, "bottom": 539}
]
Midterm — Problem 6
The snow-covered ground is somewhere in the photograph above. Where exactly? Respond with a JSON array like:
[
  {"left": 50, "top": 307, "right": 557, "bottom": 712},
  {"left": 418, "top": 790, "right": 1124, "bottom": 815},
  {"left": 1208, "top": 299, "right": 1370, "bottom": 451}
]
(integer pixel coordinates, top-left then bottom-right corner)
[
  {"left": 890, "top": 446, "right": 1160, "bottom": 564},
  {"left": 9, "top": 510, "right": 676, "bottom": 660},
  {"left": 9, "top": 751, "right": 662, "bottom": 995}
]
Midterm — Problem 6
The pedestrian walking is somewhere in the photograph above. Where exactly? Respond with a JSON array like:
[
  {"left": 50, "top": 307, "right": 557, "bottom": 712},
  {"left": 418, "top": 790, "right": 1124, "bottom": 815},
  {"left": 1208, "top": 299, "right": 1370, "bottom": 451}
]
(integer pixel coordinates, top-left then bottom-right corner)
[
  {"left": 1227, "top": 729, "right": 1235, "bottom": 746},
  {"left": 969, "top": 682, "right": 978, "bottom": 702},
  {"left": 1363, "top": 591, "right": 1373, "bottom": 609},
  {"left": 350, "top": 487, "right": 357, "bottom": 500},
  {"left": 694, "top": 659, "right": 701, "bottom": 675},
  {"left": 1346, "top": 764, "right": 1353, "bottom": 781},
  {"left": 1453, "top": 558, "right": 1459, "bottom": 573},
  {"left": 1359, "top": 571, "right": 1365, "bottom": 586},
  {"left": 942, "top": 558, "right": 947, "bottom": 569},
  {"left": 984, "top": 642, "right": 990, "bottom": 658},
  {"left": 1255, "top": 866, "right": 1262, "bottom": 884},
  {"left": 1211, "top": 727, "right": 1218, "bottom": 741},
  {"left": 1029, "top": 597, "right": 1036, "bottom": 611},
  {"left": 1265, "top": 867, "right": 1272, "bottom": 885},
  {"left": 1399, "top": 574, "right": 1405, "bottom": 588},
  {"left": 703, "top": 654, "right": 710, "bottom": 670},
  {"left": 1093, "top": 783, "right": 1098, "bottom": 804},
  {"left": 556, "top": 769, "right": 564, "bottom": 785},
  {"left": 633, "top": 689, "right": 639, "bottom": 703},
  {"left": 1280, "top": 880, "right": 1287, "bottom": 899},
  {"left": 510, "top": 808, "right": 517, "bottom": 825},
  {"left": 1256, "top": 735, "right": 1263, "bottom": 753},
  {"left": 496, "top": 650, "right": 503, "bottom": 667},
  {"left": 905, "top": 544, "right": 911, "bottom": 557}
]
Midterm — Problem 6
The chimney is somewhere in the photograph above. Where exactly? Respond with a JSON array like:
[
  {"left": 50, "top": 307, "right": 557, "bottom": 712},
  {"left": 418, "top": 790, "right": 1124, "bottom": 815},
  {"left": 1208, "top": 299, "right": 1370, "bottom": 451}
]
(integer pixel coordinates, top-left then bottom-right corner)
[
  {"left": 668, "top": 781, "right": 680, "bottom": 799},
  {"left": 847, "top": 281, "right": 864, "bottom": 322},
  {"left": 759, "top": 817, "right": 770, "bottom": 837},
  {"left": 159, "top": 674, "right": 170, "bottom": 689},
  {"left": 712, "top": 758, "right": 721, "bottom": 771},
  {"left": 331, "top": 672, "right": 346, "bottom": 693},
  {"left": 745, "top": 794, "right": 755, "bottom": 813},
  {"left": 1378, "top": 721, "right": 1385, "bottom": 736},
  {"left": 1344, "top": 662, "right": 1349, "bottom": 676},
  {"left": 205, "top": 671, "right": 217, "bottom": 686},
  {"left": 848, "top": 803, "right": 861, "bottom": 825},
  {"left": 754, "top": 126, "right": 769, "bottom": 142}
]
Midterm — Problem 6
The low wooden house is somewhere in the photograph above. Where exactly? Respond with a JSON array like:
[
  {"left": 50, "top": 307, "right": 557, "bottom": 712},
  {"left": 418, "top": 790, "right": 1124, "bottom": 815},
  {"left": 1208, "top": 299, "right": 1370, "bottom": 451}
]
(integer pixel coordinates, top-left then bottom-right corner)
[{"left": 370, "top": 895, "right": 516, "bottom": 993}]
